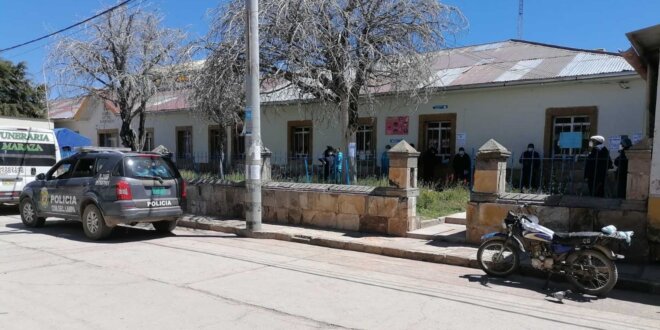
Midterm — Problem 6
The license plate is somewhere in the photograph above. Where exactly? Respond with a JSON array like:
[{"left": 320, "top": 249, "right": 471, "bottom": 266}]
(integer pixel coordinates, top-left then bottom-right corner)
[
  {"left": 151, "top": 187, "right": 169, "bottom": 196},
  {"left": 1, "top": 180, "right": 14, "bottom": 186}
]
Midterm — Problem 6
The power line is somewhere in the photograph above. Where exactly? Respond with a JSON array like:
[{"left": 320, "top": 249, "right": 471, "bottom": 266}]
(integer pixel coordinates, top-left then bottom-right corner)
[
  {"left": 0, "top": 0, "right": 134, "bottom": 53},
  {"left": 2, "top": 0, "right": 147, "bottom": 60}
]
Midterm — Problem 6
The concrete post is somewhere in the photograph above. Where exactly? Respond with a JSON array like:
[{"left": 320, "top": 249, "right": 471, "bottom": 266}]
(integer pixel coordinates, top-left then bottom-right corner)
[
  {"left": 473, "top": 139, "right": 511, "bottom": 200},
  {"left": 387, "top": 140, "right": 420, "bottom": 189},
  {"left": 626, "top": 138, "right": 653, "bottom": 200}
]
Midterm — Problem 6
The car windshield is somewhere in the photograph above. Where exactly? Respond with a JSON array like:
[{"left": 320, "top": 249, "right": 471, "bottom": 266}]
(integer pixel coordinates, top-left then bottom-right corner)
[{"left": 123, "top": 156, "right": 176, "bottom": 179}]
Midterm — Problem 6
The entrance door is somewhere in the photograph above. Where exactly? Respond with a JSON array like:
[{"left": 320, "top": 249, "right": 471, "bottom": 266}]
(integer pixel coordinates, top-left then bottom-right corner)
[{"left": 425, "top": 121, "right": 453, "bottom": 163}]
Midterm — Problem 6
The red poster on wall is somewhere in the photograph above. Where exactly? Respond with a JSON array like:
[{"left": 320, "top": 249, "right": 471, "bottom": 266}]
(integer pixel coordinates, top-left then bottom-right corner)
[{"left": 385, "top": 116, "right": 409, "bottom": 135}]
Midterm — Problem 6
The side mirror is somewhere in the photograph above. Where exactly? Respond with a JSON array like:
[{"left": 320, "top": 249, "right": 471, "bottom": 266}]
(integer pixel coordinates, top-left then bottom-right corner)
[{"left": 36, "top": 173, "right": 46, "bottom": 181}]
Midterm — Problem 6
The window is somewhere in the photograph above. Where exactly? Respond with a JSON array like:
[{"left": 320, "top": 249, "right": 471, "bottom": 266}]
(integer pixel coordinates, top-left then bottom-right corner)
[
  {"left": 124, "top": 156, "right": 176, "bottom": 179},
  {"left": 95, "top": 158, "right": 112, "bottom": 174},
  {"left": 356, "top": 118, "right": 376, "bottom": 160},
  {"left": 209, "top": 126, "right": 225, "bottom": 162},
  {"left": 288, "top": 121, "right": 313, "bottom": 157},
  {"left": 143, "top": 128, "right": 154, "bottom": 151},
  {"left": 176, "top": 126, "right": 193, "bottom": 159},
  {"left": 98, "top": 130, "right": 118, "bottom": 147},
  {"left": 419, "top": 114, "right": 457, "bottom": 163},
  {"left": 231, "top": 124, "right": 245, "bottom": 158},
  {"left": 72, "top": 158, "right": 96, "bottom": 178},
  {"left": 48, "top": 159, "right": 76, "bottom": 180},
  {"left": 552, "top": 116, "right": 591, "bottom": 155},
  {"left": 544, "top": 107, "right": 598, "bottom": 157}
]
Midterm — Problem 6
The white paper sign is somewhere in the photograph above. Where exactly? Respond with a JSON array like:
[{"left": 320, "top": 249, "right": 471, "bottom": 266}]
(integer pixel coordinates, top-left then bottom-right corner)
[
  {"left": 348, "top": 142, "right": 356, "bottom": 158},
  {"left": 608, "top": 136, "right": 621, "bottom": 151},
  {"left": 456, "top": 133, "right": 466, "bottom": 148},
  {"left": 247, "top": 164, "right": 261, "bottom": 180}
]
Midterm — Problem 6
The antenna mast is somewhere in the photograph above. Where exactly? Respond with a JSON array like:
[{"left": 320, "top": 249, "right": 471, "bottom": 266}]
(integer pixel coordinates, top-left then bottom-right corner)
[{"left": 517, "top": 0, "right": 524, "bottom": 39}]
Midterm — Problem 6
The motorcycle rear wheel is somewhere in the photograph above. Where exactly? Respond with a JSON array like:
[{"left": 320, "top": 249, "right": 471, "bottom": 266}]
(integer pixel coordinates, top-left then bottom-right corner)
[
  {"left": 477, "top": 238, "right": 520, "bottom": 277},
  {"left": 567, "top": 249, "right": 618, "bottom": 296}
]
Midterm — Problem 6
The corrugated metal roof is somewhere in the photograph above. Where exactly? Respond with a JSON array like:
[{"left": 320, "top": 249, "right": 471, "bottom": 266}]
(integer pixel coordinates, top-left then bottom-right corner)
[{"left": 49, "top": 39, "right": 637, "bottom": 116}]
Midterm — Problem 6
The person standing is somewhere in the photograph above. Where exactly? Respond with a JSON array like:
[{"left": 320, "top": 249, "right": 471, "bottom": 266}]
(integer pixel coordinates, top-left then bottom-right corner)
[
  {"left": 585, "top": 135, "right": 613, "bottom": 197},
  {"left": 381, "top": 145, "right": 391, "bottom": 177},
  {"left": 322, "top": 146, "right": 335, "bottom": 182},
  {"left": 419, "top": 144, "right": 438, "bottom": 183},
  {"left": 614, "top": 137, "right": 632, "bottom": 198},
  {"left": 452, "top": 147, "right": 471, "bottom": 184},
  {"left": 335, "top": 147, "right": 344, "bottom": 183},
  {"left": 519, "top": 143, "right": 541, "bottom": 190}
]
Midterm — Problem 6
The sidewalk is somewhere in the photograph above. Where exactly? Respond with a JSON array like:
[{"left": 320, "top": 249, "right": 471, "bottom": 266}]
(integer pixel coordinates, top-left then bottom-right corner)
[{"left": 177, "top": 214, "right": 660, "bottom": 295}]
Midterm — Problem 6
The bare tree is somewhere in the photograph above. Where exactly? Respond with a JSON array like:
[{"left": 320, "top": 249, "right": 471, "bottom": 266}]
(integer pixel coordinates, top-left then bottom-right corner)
[
  {"left": 49, "top": 4, "right": 191, "bottom": 151},
  {"left": 205, "top": 0, "right": 466, "bottom": 181}
]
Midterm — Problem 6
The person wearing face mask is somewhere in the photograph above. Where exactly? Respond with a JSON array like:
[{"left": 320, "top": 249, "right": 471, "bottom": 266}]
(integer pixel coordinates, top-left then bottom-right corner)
[
  {"left": 584, "top": 135, "right": 613, "bottom": 197},
  {"left": 452, "top": 147, "right": 471, "bottom": 184},
  {"left": 614, "top": 137, "right": 632, "bottom": 198},
  {"left": 519, "top": 143, "right": 541, "bottom": 190}
]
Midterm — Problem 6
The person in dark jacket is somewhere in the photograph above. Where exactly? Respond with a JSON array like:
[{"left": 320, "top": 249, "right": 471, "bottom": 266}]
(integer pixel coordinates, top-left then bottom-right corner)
[
  {"left": 585, "top": 135, "right": 613, "bottom": 197},
  {"left": 452, "top": 147, "right": 471, "bottom": 184},
  {"left": 320, "top": 146, "right": 335, "bottom": 182},
  {"left": 614, "top": 137, "right": 632, "bottom": 198},
  {"left": 519, "top": 143, "right": 541, "bottom": 190},
  {"left": 419, "top": 145, "right": 437, "bottom": 183},
  {"left": 381, "top": 145, "right": 391, "bottom": 177}
]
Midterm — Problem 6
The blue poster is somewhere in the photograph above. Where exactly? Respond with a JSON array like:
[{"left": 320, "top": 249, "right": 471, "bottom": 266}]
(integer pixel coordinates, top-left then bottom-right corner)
[{"left": 558, "top": 132, "right": 582, "bottom": 149}]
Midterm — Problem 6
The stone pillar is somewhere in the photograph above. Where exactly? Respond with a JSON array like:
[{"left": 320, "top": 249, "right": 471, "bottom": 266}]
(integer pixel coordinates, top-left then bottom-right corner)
[
  {"left": 473, "top": 139, "right": 511, "bottom": 200},
  {"left": 387, "top": 140, "right": 420, "bottom": 189},
  {"left": 626, "top": 138, "right": 652, "bottom": 200},
  {"left": 261, "top": 147, "right": 272, "bottom": 182}
]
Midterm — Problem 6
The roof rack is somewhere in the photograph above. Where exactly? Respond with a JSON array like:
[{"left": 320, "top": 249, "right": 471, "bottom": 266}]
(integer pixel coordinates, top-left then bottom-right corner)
[{"left": 75, "top": 146, "right": 132, "bottom": 153}]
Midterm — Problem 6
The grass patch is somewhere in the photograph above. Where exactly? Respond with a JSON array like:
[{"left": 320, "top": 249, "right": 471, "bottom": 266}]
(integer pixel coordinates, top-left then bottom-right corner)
[{"left": 416, "top": 185, "right": 469, "bottom": 220}]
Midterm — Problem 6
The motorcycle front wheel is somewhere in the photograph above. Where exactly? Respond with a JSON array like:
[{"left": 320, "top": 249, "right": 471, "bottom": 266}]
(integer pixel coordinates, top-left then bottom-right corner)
[
  {"left": 477, "top": 238, "right": 520, "bottom": 277},
  {"left": 567, "top": 249, "right": 618, "bottom": 296}
]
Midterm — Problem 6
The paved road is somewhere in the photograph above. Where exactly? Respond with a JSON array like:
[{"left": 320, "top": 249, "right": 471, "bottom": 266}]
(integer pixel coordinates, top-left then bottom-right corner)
[{"left": 1, "top": 205, "right": 658, "bottom": 329}]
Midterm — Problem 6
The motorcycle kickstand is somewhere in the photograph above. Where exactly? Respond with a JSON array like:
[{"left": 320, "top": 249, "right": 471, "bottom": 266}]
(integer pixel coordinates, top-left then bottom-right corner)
[{"left": 543, "top": 273, "right": 553, "bottom": 291}]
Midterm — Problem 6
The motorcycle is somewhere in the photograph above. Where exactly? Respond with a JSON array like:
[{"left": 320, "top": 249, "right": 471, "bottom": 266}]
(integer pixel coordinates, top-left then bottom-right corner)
[{"left": 476, "top": 205, "right": 633, "bottom": 296}]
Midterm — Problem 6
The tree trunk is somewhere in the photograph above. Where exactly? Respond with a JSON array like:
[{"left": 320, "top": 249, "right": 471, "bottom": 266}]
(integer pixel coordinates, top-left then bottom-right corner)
[
  {"left": 341, "top": 99, "right": 359, "bottom": 184},
  {"left": 136, "top": 109, "right": 146, "bottom": 151},
  {"left": 120, "top": 119, "right": 135, "bottom": 150}
]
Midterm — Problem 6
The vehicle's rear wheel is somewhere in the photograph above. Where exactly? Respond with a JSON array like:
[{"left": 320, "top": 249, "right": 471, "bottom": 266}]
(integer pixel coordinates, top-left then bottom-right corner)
[
  {"left": 153, "top": 220, "right": 177, "bottom": 233},
  {"left": 567, "top": 249, "right": 618, "bottom": 296},
  {"left": 82, "top": 204, "right": 113, "bottom": 240},
  {"left": 20, "top": 198, "right": 45, "bottom": 228}
]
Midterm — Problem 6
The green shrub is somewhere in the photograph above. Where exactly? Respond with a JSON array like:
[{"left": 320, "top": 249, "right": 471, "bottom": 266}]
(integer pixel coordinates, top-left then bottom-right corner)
[{"left": 417, "top": 185, "right": 469, "bottom": 219}]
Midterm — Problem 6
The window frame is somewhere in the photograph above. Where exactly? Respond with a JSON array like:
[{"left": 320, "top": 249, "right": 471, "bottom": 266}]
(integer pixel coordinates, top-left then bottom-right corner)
[
  {"left": 544, "top": 106, "right": 598, "bottom": 157},
  {"left": 97, "top": 129, "right": 119, "bottom": 147},
  {"left": 356, "top": 117, "right": 377, "bottom": 160},
  {"left": 175, "top": 126, "right": 193, "bottom": 159},
  {"left": 418, "top": 113, "right": 457, "bottom": 163},
  {"left": 143, "top": 128, "right": 155, "bottom": 151},
  {"left": 287, "top": 120, "right": 313, "bottom": 158}
]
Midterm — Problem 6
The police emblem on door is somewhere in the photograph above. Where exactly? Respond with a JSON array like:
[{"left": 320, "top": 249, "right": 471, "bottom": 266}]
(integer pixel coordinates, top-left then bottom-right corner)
[{"left": 39, "top": 187, "right": 48, "bottom": 209}]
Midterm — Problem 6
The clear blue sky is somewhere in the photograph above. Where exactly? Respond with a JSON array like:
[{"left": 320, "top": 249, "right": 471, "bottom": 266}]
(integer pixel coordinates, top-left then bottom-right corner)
[{"left": 1, "top": 0, "right": 659, "bottom": 85}]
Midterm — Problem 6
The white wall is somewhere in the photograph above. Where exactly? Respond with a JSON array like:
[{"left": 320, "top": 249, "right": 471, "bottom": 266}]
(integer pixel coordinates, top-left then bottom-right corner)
[
  {"left": 54, "top": 76, "right": 646, "bottom": 169},
  {"left": 0, "top": 116, "right": 54, "bottom": 130}
]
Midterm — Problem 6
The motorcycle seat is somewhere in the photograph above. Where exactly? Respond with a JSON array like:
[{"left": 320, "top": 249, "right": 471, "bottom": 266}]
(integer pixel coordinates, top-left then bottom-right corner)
[{"left": 552, "top": 232, "right": 603, "bottom": 244}]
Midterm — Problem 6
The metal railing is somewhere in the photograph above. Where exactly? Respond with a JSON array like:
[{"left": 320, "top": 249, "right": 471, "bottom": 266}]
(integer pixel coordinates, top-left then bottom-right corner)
[
  {"left": 173, "top": 151, "right": 383, "bottom": 185},
  {"left": 504, "top": 153, "right": 626, "bottom": 198}
]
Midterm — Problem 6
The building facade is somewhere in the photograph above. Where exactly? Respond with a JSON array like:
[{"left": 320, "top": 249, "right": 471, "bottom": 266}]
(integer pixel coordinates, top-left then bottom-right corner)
[{"left": 49, "top": 40, "right": 646, "bottom": 175}]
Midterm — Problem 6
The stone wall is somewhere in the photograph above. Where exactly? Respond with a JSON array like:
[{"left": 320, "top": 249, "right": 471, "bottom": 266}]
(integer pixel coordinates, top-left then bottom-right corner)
[
  {"left": 467, "top": 139, "right": 655, "bottom": 262},
  {"left": 185, "top": 181, "right": 419, "bottom": 236},
  {"left": 466, "top": 197, "right": 650, "bottom": 261}
]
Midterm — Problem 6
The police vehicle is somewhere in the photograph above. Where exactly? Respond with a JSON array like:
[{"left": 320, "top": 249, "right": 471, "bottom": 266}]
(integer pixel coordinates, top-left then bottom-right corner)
[{"left": 19, "top": 147, "right": 186, "bottom": 240}]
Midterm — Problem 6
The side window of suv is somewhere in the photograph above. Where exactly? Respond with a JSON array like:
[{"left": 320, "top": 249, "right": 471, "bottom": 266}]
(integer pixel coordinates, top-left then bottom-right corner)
[
  {"left": 72, "top": 158, "right": 96, "bottom": 178},
  {"left": 95, "top": 157, "right": 112, "bottom": 174},
  {"left": 48, "top": 159, "right": 76, "bottom": 180}
]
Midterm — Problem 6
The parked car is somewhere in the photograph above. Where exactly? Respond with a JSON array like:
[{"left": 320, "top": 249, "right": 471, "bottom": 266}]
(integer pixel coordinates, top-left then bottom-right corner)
[{"left": 19, "top": 147, "right": 186, "bottom": 240}]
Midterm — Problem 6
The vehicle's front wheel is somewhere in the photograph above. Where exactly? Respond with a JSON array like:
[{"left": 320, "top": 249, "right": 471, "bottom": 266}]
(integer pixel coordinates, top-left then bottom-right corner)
[
  {"left": 20, "top": 198, "right": 45, "bottom": 228},
  {"left": 153, "top": 220, "right": 177, "bottom": 233},
  {"left": 477, "top": 238, "right": 520, "bottom": 277},
  {"left": 82, "top": 204, "right": 113, "bottom": 240},
  {"left": 567, "top": 249, "right": 618, "bottom": 296}
]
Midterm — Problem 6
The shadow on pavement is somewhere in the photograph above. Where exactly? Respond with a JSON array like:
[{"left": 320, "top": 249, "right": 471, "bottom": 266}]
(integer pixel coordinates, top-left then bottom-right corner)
[
  {"left": 459, "top": 273, "right": 660, "bottom": 306},
  {"left": 4, "top": 219, "right": 234, "bottom": 243},
  {"left": 0, "top": 204, "right": 19, "bottom": 216}
]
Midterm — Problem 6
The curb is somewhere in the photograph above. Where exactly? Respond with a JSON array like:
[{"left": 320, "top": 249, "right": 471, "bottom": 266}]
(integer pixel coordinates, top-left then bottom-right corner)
[{"left": 177, "top": 218, "right": 660, "bottom": 295}]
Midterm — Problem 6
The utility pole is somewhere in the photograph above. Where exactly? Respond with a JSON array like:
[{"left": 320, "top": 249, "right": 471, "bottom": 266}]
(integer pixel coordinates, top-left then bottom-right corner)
[{"left": 244, "top": 0, "right": 262, "bottom": 231}]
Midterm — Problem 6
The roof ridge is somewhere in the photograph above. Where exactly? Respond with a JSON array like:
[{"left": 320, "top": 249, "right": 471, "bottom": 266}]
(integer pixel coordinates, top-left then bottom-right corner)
[{"left": 508, "top": 39, "right": 623, "bottom": 57}]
